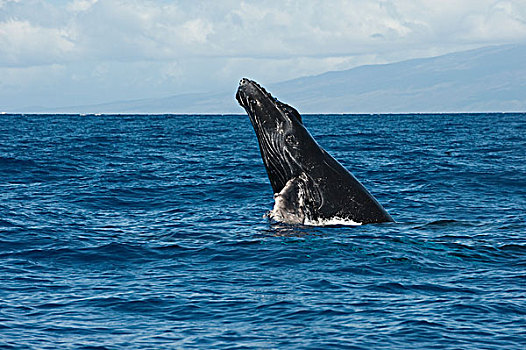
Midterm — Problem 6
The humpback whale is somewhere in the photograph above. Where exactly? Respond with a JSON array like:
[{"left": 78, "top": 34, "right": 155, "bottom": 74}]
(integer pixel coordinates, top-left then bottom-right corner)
[{"left": 236, "top": 78, "right": 393, "bottom": 225}]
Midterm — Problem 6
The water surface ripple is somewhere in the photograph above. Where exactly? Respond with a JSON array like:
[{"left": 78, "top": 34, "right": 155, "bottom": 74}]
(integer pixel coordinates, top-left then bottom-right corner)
[{"left": 0, "top": 114, "right": 525, "bottom": 349}]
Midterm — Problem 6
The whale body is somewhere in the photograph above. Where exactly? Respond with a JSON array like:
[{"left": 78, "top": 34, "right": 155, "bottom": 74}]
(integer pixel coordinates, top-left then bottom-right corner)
[{"left": 236, "top": 78, "right": 393, "bottom": 225}]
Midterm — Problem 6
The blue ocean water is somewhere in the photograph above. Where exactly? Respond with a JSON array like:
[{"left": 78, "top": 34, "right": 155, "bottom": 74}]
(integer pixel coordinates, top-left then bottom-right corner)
[{"left": 0, "top": 113, "right": 525, "bottom": 349}]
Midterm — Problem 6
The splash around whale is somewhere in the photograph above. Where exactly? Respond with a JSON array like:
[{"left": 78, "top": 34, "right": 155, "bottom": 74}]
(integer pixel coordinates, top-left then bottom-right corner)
[{"left": 236, "top": 78, "right": 394, "bottom": 226}]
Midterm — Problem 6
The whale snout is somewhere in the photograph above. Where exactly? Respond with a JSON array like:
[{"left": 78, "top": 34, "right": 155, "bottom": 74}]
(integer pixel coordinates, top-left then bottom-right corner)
[
  {"left": 237, "top": 78, "right": 257, "bottom": 107},
  {"left": 239, "top": 78, "right": 252, "bottom": 87}
]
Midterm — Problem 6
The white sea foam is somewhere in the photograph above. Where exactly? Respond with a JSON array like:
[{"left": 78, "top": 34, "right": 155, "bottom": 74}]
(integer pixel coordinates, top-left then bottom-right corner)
[
  {"left": 268, "top": 206, "right": 362, "bottom": 226},
  {"left": 303, "top": 216, "right": 362, "bottom": 227}
]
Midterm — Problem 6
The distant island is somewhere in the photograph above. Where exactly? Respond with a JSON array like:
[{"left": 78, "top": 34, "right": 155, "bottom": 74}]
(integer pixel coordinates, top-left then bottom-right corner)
[{"left": 31, "top": 44, "right": 526, "bottom": 114}]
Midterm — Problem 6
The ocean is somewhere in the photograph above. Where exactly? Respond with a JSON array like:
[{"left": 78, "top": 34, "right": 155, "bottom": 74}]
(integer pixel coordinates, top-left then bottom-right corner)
[{"left": 0, "top": 113, "right": 524, "bottom": 349}]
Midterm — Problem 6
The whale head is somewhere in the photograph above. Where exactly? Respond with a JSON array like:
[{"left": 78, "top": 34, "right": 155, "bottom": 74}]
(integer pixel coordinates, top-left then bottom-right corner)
[{"left": 236, "top": 78, "right": 324, "bottom": 195}]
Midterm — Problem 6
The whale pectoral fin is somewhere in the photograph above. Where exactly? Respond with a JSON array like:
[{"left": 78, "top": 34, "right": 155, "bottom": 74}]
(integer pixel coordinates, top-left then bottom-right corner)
[{"left": 269, "top": 176, "right": 306, "bottom": 224}]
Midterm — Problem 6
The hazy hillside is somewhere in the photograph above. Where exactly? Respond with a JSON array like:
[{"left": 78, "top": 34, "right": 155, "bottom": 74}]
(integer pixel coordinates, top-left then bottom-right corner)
[
  {"left": 45, "top": 44, "right": 526, "bottom": 114},
  {"left": 272, "top": 44, "right": 526, "bottom": 113}
]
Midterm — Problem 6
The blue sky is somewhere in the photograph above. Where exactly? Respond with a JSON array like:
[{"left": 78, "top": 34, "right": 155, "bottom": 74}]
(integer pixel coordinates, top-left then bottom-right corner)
[{"left": 1, "top": 0, "right": 526, "bottom": 110}]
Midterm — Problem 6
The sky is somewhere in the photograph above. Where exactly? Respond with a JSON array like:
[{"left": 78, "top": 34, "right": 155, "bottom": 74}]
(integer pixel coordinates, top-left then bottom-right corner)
[{"left": 1, "top": 0, "right": 526, "bottom": 110}]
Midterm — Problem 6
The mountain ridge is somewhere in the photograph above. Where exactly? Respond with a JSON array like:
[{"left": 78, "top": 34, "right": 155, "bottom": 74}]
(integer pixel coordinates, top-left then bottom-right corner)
[
  {"left": 271, "top": 44, "right": 526, "bottom": 113},
  {"left": 16, "top": 44, "right": 526, "bottom": 114}
]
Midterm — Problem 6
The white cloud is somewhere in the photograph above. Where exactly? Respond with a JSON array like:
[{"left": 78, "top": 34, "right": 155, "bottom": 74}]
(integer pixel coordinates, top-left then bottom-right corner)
[
  {"left": 67, "top": 0, "right": 98, "bottom": 12},
  {"left": 0, "top": 0, "right": 525, "bottom": 109},
  {"left": 461, "top": 0, "right": 526, "bottom": 42},
  {"left": 0, "top": 19, "right": 75, "bottom": 66},
  {"left": 2, "top": 0, "right": 526, "bottom": 65},
  {"left": 179, "top": 18, "right": 214, "bottom": 44},
  {"left": 0, "top": 0, "right": 20, "bottom": 8}
]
